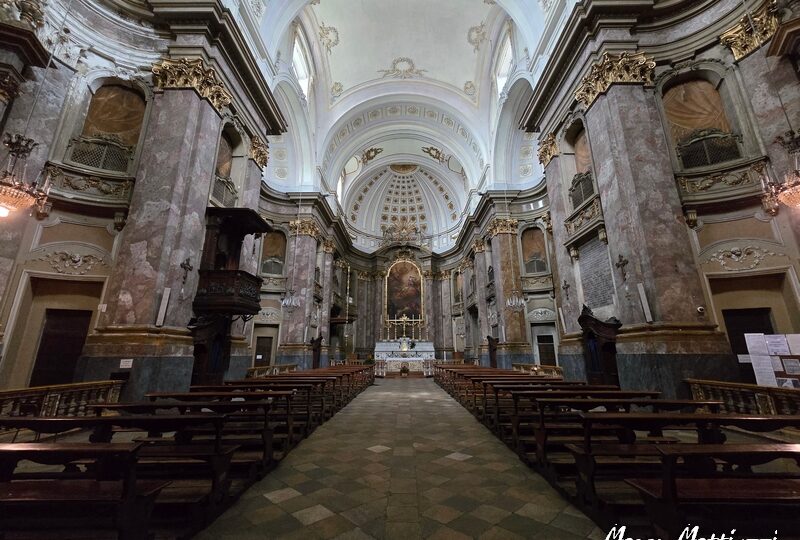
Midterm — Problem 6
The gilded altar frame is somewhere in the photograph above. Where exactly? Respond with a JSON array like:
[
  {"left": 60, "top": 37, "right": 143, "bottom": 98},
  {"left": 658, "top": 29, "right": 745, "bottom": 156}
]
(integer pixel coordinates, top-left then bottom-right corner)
[{"left": 384, "top": 256, "right": 424, "bottom": 325}]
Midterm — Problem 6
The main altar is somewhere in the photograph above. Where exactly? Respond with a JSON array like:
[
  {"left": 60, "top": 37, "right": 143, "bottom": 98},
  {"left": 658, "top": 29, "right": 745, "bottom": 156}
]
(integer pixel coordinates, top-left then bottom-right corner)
[{"left": 374, "top": 337, "right": 434, "bottom": 376}]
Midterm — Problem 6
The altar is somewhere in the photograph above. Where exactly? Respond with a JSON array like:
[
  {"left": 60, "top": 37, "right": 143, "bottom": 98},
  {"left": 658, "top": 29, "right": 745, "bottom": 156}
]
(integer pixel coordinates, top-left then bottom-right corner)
[{"left": 374, "top": 338, "right": 435, "bottom": 377}]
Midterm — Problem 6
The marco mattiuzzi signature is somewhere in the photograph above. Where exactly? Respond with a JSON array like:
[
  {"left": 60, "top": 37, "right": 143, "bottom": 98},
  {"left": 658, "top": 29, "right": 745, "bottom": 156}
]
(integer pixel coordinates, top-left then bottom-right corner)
[{"left": 605, "top": 525, "right": 780, "bottom": 540}]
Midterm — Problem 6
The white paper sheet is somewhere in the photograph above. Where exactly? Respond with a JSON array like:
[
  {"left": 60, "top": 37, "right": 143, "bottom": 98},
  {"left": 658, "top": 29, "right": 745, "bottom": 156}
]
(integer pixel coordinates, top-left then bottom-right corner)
[
  {"left": 737, "top": 354, "right": 752, "bottom": 364},
  {"left": 765, "top": 334, "right": 791, "bottom": 356},
  {"left": 745, "top": 333, "right": 769, "bottom": 356},
  {"left": 771, "top": 356, "right": 784, "bottom": 371},
  {"left": 751, "top": 355, "right": 778, "bottom": 387},
  {"left": 787, "top": 335, "right": 800, "bottom": 355}
]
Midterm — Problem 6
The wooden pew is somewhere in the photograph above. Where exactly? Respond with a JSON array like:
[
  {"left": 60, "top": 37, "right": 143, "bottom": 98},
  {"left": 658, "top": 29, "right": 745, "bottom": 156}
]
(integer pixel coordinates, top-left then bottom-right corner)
[
  {"left": 627, "top": 444, "right": 800, "bottom": 539},
  {"left": 0, "top": 442, "right": 167, "bottom": 540}
]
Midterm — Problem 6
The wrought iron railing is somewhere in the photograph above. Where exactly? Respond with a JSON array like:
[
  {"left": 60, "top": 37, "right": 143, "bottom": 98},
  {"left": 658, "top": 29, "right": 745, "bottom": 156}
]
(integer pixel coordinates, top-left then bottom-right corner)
[
  {"left": 685, "top": 378, "right": 800, "bottom": 415},
  {"left": 0, "top": 380, "right": 125, "bottom": 417}
]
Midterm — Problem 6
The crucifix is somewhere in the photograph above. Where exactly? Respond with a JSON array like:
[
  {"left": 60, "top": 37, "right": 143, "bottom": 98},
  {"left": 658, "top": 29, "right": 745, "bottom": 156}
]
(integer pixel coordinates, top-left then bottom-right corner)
[
  {"left": 561, "top": 280, "right": 570, "bottom": 301},
  {"left": 180, "top": 258, "right": 193, "bottom": 284},
  {"left": 615, "top": 254, "right": 629, "bottom": 281}
]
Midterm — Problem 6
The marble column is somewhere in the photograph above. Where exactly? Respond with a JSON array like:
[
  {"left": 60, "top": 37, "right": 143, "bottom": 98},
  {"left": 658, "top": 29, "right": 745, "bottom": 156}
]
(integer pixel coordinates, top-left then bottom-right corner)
[
  {"left": 422, "top": 270, "right": 435, "bottom": 342},
  {"left": 80, "top": 88, "right": 223, "bottom": 399},
  {"left": 317, "top": 240, "right": 335, "bottom": 366},
  {"left": 373, "top": 271, "right": 385, "bottom": 342},
  {"left": 488, "top": 218, "right": 532, "bottom": 369},
  {"left": 438, "top": 270, "right": 454, "bottom": 355},
  {"left": 355, "top": 270, "right": 369, "bottom": 355},
  {"left": 471, "top": 242, "right": 492, "bottom": 366},
  {"left": 276, "top": 219, "right": 319, "bottom": 368},
  {"left": 581, "top": 82, "right": 732, "bottom": 395}
]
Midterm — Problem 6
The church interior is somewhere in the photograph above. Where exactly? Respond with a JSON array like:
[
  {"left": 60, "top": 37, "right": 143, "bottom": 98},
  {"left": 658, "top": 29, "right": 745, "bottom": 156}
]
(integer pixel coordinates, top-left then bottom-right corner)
[{"left": 1, "top": 0, "right": 800, "bottom": 538}]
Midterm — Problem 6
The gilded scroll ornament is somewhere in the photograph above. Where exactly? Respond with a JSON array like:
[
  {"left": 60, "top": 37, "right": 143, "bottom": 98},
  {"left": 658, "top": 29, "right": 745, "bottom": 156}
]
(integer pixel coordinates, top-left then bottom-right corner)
[
  {"left": 322, "top": 239, "right": 336, "bottom": 253},
  {"left": 574, "top": 52, "right": 656, "bottom": 107},
  {"left": 250, "top": 136, "right": 269, "bottom": 169},
  {"left": 537, "top": 133, "right": 558, "bottom": 166},
  {"left": 472, "top": 238, "right": 486, "bottom": 253},
  {"left": 289, "top": 219, "right": 321, "bottom": 238},
  {"left": 720, "top": 1, "right": 779, "bottom": 61},
  {"left": 487, "top": 217, "right": 518, "bottom": 237},
  {"left": 151, "top": 58, "right": 233, "bottom": 112}
]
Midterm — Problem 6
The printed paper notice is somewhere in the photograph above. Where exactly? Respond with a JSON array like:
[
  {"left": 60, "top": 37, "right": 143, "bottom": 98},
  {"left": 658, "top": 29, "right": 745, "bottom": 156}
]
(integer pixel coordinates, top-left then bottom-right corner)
[
  {"left": 751, "top": 355, "right": 778, "bottom": 387},
  {"left": 765, "top": 334, "right": 791, "bottom": 356},
  {"left": 737, "top": 354, "right": 751, "bottom": 364},
  {"left": 787, "top": 334, "right": 800, "bottom": 355},
  {"left": 744, "top": 333, "right": 769, "bottom": 356},
  {"left": 771, "top": 356, "right": 784, "bottom": 371},
  {"left": 783, "top": 358, "right": 800, "bottom": 375}
]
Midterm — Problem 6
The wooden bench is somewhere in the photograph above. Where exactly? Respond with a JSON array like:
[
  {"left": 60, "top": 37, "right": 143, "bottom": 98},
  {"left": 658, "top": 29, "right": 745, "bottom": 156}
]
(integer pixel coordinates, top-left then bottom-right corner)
[
  {"left": 627, "top": 444, "right": 800, "bottom": 539},
  {"left": 0, "top": 442, "right": 167, "bottom": 540}
]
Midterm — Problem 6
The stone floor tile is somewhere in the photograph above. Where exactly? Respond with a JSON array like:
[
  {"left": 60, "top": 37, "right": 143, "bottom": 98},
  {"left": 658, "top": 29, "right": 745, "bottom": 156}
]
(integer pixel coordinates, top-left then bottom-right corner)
[
  {"left": 264, "top": 487, "right": 302, "bottom": 503},
  {"left": 293, "top": 504, "right": 335, "bottom": 526},
  {"left": 470, "top": 504, "right": 511, "bottom": 525},
  {"left": 421, "top": 504, "right": 463, "bottom": 524}
]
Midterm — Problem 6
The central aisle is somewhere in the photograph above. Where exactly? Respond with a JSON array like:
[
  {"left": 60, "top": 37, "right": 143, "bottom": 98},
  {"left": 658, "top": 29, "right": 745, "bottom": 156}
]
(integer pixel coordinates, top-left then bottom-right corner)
[{"left": 198, "top": 379, "right": 603, "bottom": 540}]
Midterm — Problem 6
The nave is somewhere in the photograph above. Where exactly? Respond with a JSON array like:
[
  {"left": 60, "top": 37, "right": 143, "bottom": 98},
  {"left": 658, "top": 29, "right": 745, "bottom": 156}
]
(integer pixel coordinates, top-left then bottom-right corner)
[{"left": 198, "top": 378, "right": 601, "bottom": 540}]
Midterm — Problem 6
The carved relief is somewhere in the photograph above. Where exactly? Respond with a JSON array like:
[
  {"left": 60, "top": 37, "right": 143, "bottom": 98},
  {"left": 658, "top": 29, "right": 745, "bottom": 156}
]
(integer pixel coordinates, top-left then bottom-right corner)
[
  {"left": 0, "top": 73, "right": 19, "bottom": 103},
  {"left": 522, "top": 275, "right": 553, "bottom": 289},
  {"left": 472, "top": 238, "right": 486, "bottom": 253},
  {"left": 322, "top": 239, "right": 336, "bottom": 253},
  {"left": 467, "top": 22, "right": 487, "bottom": 52},
  {"left": 378, "top": 57, "right": 427, "bottom": 79},
  {"left": 564, "top": 197, "right": 603, "bottom": 237},
  {"left": 37, "top": 251, "right": 108, "bottom": 275},
  {"left": 46, "top": 165, "right": 134, "bottom": 202},
  {"left": 528, "top": 308, "right": 556, "bottom": 321},
  {"left": 318, "top": 23, "right": 340, "bottom": 54},
  {"left": 250, "top": 136, "right": 269, "bottom": 169},
  {"left": 537, "top": 132, "right": 558, "bottom": 166},
  {"left": 703, "top": 245, "right": 783, "bottom": 271},
  {"left": 574, "top": 52, "right": 656, "bottom": 107},
  {"left": 487, "top": 217, "right": 518, "bottom": 237},
  {"left": 720, "top": 1, "right": 779, "bottom": 61},
  {"left": 151, "top": 58, "right": 232, "bottom": 112}
]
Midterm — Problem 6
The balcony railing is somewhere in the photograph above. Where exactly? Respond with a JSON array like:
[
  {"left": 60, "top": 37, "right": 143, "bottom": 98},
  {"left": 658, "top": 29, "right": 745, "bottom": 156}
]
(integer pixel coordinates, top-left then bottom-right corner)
[
  {"left": 194, "top": 269, "right": 263, "bottom": 315},
  {"left": 685, "top": 378, "right": 800, "bottom": 415},
  {"left": 0, "top": 380, "right": 124, "bottom": 417},
  {"left": 675, "top": 157, "right": 766, "bottom": 207}
]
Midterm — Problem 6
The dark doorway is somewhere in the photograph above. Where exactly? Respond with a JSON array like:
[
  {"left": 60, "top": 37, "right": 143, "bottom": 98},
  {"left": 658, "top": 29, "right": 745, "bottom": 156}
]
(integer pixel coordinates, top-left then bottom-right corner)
[
  {"left": 254, "top": 336, "right": 273, "bottom": 367},
  {"left": 537, "top": 334, "right": 557, "bottom": 366},
  {"left": 310, "top": 336, "right": 323, "bottom": 369},
  {"left": 722, "top": 308, "right": 775, "bottom": 355},
  {"left": 487, "top": 335, "right": 499, "bottom": 368},
  {"left": 29, "top": 309, "right": 92, "bottom": 387}
]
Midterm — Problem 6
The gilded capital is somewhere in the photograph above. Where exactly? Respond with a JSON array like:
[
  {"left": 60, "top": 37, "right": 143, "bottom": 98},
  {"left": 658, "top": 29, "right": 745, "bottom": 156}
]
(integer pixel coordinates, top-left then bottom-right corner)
[
  {"left": 487, "top": 217, "right": 519, "bottom": 237},
  {"left": 289, "top": 218, "right": 321, "bottom": 238},
  {"left": 436, "top": 270, "right": 451, "bottom": 280},
  {"left": 574, "top": 52, "right": 656, "bottom": 108},
  {"left": 720, "top": 1, "right": 779, "bottom": 61},
  {"left": 422, "top": 270, "right": 435, "bottom": 279},
  {"left": 152, "top": 58, "right": 233, "bottom": 112},
  {"left": 537, "top": 133, "right": 558, "bottom": 166},
  {"left": 357, "top": 270, "right": 371, "bottom": 280},
  {"left": 472, "top": 238, "right": 486, "bottom": 253},
  {"left": 250, "top": 136, "right": 269, "bottom": 169},
  {"left": 322, "top": 239, "right": 336, "bottom": 253}
]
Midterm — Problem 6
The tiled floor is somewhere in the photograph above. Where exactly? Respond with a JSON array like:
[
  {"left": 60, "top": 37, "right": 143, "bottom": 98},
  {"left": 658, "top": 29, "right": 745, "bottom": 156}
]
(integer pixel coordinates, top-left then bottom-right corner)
[{"left": 197, "top": 378, "right": 606, "bottom": 540}]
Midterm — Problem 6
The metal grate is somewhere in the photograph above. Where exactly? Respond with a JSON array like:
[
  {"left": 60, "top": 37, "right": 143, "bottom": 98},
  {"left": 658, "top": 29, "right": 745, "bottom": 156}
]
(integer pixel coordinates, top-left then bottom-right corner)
[
  {"left": 212, "top": 175, "right": 238, "bottom": 207},
  {"left": 678, "top": 130, "right": 741, "bottom": 169},
  {"left": 69, "top": 135, "right": 133, "bottom": 173},
  {"left": 569, "top": 172, "right": 595, "bottom": 209}
]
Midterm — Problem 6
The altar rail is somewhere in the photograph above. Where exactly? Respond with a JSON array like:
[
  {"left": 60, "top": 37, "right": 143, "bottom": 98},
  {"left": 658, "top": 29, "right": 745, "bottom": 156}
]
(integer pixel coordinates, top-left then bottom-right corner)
[
  {"left": 246, "top": 364, "right": 298, "bottom": 378},
  {"left": 512, "top": 363, "right": 564, "bottom": 379},
  {"left": 0, "top": 380, "right": 124, "bottom": 417},
  {"left": 375, "top": 360, "right": 433, "bottom": 377},
  {"left": 686, "top": 378, "right": 800, "bottom": 415}
]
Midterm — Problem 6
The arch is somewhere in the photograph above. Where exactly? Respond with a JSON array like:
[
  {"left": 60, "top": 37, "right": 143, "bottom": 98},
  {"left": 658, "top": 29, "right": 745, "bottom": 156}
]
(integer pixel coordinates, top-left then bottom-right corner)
[{"left": 492, "top": 77, "right": 539, "bottom": 189}]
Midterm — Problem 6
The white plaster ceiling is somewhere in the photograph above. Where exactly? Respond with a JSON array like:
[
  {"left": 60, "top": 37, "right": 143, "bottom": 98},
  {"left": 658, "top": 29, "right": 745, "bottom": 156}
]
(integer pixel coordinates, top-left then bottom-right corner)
[{"left": 307, "top": 0, "right": 494, "bottom": 101}]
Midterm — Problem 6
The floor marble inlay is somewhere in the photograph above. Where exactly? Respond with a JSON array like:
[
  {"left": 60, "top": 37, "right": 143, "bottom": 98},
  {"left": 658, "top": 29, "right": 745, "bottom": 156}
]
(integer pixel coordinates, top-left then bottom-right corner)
[{"left": 197, "top": 378, "right": 605, "bottom": 540}]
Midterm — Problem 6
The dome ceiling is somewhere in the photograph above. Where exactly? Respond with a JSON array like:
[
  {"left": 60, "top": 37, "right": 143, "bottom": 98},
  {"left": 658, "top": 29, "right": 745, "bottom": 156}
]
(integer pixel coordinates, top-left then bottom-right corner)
[
  {"left": 346, "top": 164, "right": 464, "bottom": 253},
  {"left": 306, "top": 0, "right": 496, "bottom": 104}
]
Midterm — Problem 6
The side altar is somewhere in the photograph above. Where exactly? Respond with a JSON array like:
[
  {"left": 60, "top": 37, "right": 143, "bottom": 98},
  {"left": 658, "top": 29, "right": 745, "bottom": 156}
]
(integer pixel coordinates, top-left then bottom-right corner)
[{"left": 374, "top": 337, "right": 434, "bottom": 377}]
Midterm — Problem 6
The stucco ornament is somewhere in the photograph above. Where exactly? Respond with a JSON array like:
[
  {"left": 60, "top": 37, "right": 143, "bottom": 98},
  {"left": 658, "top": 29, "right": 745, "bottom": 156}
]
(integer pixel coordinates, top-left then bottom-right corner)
[
  {"left": 151, "top": 58, "right": 232, "bottom": 112},
  {"left": 318, "top": 23, "right": 340, "bottom": 54},
  {"left": 574, "top": 52, "right": 656, "bottom": 107},
  {"left": 537, "top": 133, "right": 558, "bottom": 166},
  {"left": 38, "top": 251, "right": 108, "bottom": 275},
  {"left": 378, "top": 57, "right": 427, "bottom": 79},
  {"left": 720, "top": 0, "right": 779, "bottom": 60},
  {"left": 704, "top": 245, "right": 782, "bottom": 271}
]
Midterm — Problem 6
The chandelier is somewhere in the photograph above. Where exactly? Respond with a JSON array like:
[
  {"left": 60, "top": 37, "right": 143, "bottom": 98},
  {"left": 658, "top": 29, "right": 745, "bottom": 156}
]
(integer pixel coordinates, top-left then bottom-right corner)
[
  {"left": 281, "top": 288, "right": 301, "bottom": 313},
  {"left": 0, "top": 134, "right": 48, "bottom": 218},
  {"left": 506, "top": 288, "right": 526, "bottom": 311}
]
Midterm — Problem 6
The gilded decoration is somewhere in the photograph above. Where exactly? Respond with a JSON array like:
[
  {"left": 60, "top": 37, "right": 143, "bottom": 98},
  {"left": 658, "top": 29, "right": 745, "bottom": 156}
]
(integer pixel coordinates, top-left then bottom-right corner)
[
  {"left": 472, "top": 238, "right": 486, "bottom": 253},
  {"left": 37, "top": 251, "right": 108, "bottom": 275},
  {"left": 385, "top": 259, "right": 423, "bottom": 321},
  {"left": 378, "top": 57, "right": 427, "bottom": 79},
  {"left": 574, "top": 52, "right": 656, "bottom": 108},
  {"left": 539, "top": 212, "right": 552, "bottom": 233},
  {"left": 289, "top": 219, "right": 321, "bottom": 238},
  {"left": 436, "top": 270, "right": 450, "bottom": 280},
  {"left": 322, "top": 239, "right": 336, "bottom": 253},
  {"left": 703, "top": 245, "right": 783, "bottom": 271},
  {"left": 151, "top": 58, "right": 232, "bottom": 112},
  {"left": 46, "top": 165, "right": 133, "bottom": 201},
  {"left": 676, "top": 160, "right": 764, "bottom": 194},
  {"left": 0, "top": 73, "right": 19, "bottom": 103},
  {"left": 720, "top": 1, "right": 779, "bottom": 61},
  {"left": 357, "top": 270, "right": 371, "bottom": 280},
  {"left": 467, "top": 22, "right": 487, "bottom": 52},
  {"left": 487, "top": 217, "right": 518, "bottom": 237},
  {"left": 422, "top": 146, "right": 448, "bottom": 164},
  {"left": 360, "top": 147, "right": 383, "bottom": 164},
  {"left": 537, "top": 133, "right": 558, "bottom": 166},
  {"left": 565, "top": 197, "right": 603, "bottom": 237},
  {"left": 249, "top": 136, "right": 269, "bottom": 169}
]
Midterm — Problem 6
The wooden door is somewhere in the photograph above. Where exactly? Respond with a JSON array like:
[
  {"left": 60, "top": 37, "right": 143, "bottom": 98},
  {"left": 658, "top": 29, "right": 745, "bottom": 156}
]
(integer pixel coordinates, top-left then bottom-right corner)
[
  {"left": 29, "top": 309, "right": 92, "bottom": 387},
  {"left": 722, "top": 308, "right": 774, "bottom": 355},
  {"left": 254, "top": 337, "right": 273, "bottom": 367}
]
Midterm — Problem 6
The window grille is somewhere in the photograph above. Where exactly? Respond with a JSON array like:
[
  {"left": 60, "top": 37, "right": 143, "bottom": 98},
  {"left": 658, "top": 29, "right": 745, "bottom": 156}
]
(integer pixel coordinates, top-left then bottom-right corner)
[
  {"left": 68, "top": 134, "right": 134, "bottom": 173},
  {"left": 211, "top": 175, "right": 238, "bottom": 207},
  {"left": 676, "top": 129, "right": 741, "bottom": 169},
  {"left": 569, "top": 172, "right": 595, "bottom": 209}
]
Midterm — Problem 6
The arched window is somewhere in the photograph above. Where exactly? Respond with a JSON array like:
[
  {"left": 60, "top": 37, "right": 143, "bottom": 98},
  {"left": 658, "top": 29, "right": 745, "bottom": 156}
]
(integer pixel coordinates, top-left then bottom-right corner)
[
  {"left": 494, "top": 36, "right": 513, "bottom": 95},
  {"left": 292, "top": 34, "right": 312, "bottom": 99},
  {"left": 211, "top": 130, "right": 238, "bottom": 207},
  {"left": 67, "top": 85, "right": 146, "bottom": 174},
  {"left": 521, "top": 228, "right": 548, "bottom": 274},
  {"left": 260, "top": 231, "right": 287, "bottom": 275},
  {"left": 569, "top": 127, "right": 595, "bottom": 208},
  {"left": 662, "top": 79, "right": 741, "bottom": 168}
]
